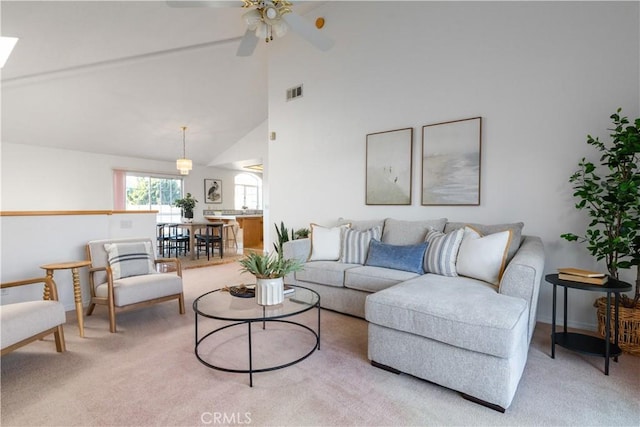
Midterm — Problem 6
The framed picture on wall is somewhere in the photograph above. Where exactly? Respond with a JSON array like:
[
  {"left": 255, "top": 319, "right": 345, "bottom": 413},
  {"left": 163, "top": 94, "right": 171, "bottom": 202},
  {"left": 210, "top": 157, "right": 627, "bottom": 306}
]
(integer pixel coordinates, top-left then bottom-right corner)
[
  {"left": 421, "top": 117, "right": 482, "bottom": 206},
  {"left": 366, "top": 127, "right": 413, "bottom": 205},
  {"left": 204, "top": 179, "right": 222, "bottom": 204}
]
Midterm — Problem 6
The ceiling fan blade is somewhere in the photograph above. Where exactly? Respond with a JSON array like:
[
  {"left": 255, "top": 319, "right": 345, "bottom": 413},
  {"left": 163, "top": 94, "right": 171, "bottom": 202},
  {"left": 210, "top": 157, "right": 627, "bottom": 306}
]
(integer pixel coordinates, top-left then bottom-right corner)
[
  {"left": 166, "top": 1, "right": 240, "bottom": 8},
  {"left": 282, "top": 12, "right": 334, "bottom": 52},
  {"left": 236, "top": 28, "right": 260, "bottom": 56}
]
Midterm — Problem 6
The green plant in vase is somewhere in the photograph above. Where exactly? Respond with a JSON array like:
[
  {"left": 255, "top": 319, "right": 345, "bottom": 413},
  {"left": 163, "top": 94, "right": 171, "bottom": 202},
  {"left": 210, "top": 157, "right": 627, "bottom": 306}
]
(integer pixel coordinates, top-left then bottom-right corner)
[
  {"left": 239, "top": 251, "right": 303, "bottom": 279},
  {"left": 239, "top": 251, "right": 303, "bottom": 306},
  {"left": 174, "top": 192, "right": 198, "bottom": 220},
  {"left": 561, "top": 108, "right": 639, "bottom": 309}
]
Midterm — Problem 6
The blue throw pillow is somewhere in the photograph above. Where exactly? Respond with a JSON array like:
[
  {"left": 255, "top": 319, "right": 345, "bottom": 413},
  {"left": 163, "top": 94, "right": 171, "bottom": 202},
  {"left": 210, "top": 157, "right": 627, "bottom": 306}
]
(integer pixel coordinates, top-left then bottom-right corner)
[{"left": 365, "top": 239, "right": 428, "bottom": 274}]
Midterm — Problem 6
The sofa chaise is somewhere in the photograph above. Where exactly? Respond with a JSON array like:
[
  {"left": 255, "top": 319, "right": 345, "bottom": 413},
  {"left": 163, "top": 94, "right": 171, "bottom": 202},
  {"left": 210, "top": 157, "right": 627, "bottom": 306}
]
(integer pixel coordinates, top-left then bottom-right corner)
[{"left": 283, "top": 218, "right": 545, "bottom": 411}]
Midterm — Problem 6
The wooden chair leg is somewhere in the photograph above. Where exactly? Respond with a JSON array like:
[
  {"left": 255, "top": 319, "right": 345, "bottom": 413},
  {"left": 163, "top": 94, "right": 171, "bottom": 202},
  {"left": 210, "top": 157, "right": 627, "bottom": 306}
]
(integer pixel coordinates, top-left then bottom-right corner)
[
  {"left": 108, "top": 302, "right": 117, "bottom": 333},
  {"left": 54, "top": 325, "right": 66, "bottom": 352},
  {"left": 86, "top": 302, "right": 96, "bottom": 316},
  {"left": 178, "top": 293, "right": 185, "bottom": 314}
]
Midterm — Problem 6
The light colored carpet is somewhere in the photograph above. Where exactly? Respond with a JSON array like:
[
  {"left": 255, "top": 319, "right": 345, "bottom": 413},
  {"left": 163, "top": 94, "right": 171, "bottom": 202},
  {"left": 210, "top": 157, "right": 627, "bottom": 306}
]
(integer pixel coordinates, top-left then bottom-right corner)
[{"left": 1, "top": 262, "right": 639, "bottom": 426}]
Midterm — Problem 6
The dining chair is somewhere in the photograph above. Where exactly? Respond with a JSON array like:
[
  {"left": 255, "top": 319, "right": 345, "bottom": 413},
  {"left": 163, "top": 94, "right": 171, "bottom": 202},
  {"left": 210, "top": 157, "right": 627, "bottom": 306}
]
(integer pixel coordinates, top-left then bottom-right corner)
[
  {"left": 195, "top": 223, "right": 224, "bottom": 260},
  {"left": 167, "top": 224, "right": 189, "bottom": 257},
  {"left": 156, "top": 223, "right": 170, "bottom": 257}
]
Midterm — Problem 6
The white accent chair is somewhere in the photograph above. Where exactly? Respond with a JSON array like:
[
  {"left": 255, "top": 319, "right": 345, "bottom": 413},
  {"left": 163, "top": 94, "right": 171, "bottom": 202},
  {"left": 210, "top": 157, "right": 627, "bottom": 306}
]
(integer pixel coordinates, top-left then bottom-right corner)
[
  {"left": 86, "top": 237, "right": 185, "bottom": 333},
  {"left": 1, "top": 277, "right": 66, "bottom": 355}
]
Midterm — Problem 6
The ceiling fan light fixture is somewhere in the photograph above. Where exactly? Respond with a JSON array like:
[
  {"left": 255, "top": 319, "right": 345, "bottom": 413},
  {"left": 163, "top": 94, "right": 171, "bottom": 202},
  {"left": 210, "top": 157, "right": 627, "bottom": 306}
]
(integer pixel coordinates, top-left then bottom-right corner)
[
  {"left": 243, "top": 9, "right": 262, "bottom": 30},
  {"left": 273, "top": 21, "right": 288, "bottom": 38}
]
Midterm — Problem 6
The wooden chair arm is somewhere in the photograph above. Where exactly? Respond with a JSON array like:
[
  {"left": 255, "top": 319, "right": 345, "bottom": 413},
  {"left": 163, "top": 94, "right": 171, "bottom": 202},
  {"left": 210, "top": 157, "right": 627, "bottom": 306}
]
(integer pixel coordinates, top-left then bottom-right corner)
[
  {"left": 155, "top": 258, "right": 182, "bottom": 277},
  {"left": 1, "top": 277, "right": 50, "bottom": 289},
  {"left": 0, "top": 277, "right": 60, "bottom": 301}
]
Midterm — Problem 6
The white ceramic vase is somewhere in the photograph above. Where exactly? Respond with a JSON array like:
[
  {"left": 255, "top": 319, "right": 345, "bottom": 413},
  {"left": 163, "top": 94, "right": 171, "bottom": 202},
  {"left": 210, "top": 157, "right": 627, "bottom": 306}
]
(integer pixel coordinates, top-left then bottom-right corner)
[{"left": 255, "top": 277, "right": 284, "bottom": 306}]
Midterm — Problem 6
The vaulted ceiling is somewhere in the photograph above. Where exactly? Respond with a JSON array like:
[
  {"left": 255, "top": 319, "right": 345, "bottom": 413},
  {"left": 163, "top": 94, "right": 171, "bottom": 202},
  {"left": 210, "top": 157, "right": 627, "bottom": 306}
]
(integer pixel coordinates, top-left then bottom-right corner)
[{"left": 1, "top": 1, "right": 323, "bottom": 168}]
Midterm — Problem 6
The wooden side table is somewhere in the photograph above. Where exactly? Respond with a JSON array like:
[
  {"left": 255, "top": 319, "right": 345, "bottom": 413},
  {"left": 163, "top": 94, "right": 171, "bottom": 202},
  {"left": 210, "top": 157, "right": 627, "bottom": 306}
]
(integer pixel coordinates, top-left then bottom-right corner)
[
  {"left": 40, "top": 260, "right": 92, "bottom": 337},
  {"left": 545, "top": 273, "right": 632, "bottom": 375}
]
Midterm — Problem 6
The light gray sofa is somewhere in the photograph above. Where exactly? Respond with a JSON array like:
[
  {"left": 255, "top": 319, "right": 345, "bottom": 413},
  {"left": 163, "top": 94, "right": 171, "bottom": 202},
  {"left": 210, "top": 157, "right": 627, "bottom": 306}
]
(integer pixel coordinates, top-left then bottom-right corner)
[{"left": 283, "top": 218, "right": 544, "bottom": 412}]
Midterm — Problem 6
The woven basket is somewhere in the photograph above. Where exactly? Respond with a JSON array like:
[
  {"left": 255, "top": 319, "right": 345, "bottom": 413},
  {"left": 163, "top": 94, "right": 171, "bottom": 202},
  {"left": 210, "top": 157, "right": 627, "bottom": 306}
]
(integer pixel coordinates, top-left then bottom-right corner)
[{"left": 594, "top": 297, "right": 640, "bottom": 356}]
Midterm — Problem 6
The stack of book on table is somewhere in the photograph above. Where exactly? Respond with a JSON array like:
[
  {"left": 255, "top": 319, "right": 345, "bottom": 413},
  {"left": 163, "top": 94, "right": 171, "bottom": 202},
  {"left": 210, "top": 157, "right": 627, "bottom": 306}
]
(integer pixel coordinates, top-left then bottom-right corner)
[{"left": 558, "top": 267, "right": 608, "bottom": 285}]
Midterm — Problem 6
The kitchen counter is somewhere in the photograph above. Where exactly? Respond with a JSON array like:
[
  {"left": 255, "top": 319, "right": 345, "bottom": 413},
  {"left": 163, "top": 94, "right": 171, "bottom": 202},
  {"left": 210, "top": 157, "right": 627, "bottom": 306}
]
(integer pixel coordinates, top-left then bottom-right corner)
[{"left": 204, "top": 215, "right": 262, "bottom": 221}]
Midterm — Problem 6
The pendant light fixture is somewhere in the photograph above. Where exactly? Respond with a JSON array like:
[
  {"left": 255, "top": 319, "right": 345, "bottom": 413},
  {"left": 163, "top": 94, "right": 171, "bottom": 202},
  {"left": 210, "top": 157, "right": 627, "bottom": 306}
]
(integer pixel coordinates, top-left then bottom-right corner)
[{"left": 176, "top": 126, "right": 192, "bottom": 175}]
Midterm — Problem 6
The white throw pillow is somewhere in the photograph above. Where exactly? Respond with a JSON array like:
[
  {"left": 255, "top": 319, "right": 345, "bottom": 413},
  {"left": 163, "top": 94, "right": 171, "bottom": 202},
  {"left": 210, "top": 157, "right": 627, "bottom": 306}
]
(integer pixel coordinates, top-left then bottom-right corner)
[
  {"left": 308, "top": 224, "right": 350, "bottom": 261},
  {"left": 456, "top": 226, "right": 512, "bottom": 285}
]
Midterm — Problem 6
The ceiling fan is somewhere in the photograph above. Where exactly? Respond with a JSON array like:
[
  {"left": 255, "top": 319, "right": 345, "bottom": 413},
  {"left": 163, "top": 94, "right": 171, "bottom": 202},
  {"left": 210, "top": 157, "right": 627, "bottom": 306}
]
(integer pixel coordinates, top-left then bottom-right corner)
[{"left": 167, "top": 1, "right": 334, "bottom": 57}]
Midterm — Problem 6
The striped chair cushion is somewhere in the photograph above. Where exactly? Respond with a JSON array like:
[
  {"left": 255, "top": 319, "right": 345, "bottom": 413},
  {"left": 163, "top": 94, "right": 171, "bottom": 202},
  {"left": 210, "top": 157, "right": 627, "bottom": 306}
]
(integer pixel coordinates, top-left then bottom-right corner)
[
  {"left": 104, "top": 242, "right": 155, "bottom": 280},
  {"left": 423, "top": 228, "right": 464, "bottom": 277},
  {"left": 340, "top": 226, "right": 382, "bottom": 265}
]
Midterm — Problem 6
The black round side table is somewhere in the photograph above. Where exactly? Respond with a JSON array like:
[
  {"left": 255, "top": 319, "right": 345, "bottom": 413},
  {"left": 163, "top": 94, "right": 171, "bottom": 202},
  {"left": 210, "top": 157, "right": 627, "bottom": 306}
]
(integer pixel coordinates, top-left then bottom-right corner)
[{"left": 545, "top": 273, "right": 632, "bottom": 375}]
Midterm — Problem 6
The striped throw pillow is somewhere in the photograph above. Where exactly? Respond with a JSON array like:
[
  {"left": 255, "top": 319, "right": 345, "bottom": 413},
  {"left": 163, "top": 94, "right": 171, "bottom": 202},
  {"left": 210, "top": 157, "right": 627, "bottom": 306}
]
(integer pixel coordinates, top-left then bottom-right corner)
[
  {"left": 340, "top": 226, "right": 382, "bottom": 264},
  {"left": 423, "top": 228, "right": 464, "bottom": 276},
  {"left": 104, "top": 242, "right": 155, "bottom": 280}
]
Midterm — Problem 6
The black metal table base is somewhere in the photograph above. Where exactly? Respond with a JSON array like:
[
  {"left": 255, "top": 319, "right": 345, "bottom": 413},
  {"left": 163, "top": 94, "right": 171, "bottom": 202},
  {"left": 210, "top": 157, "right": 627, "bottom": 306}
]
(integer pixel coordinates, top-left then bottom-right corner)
[
  {"left": 548, "top": 274, "right": 631, "bottom": 375},
  {"left": 195, "top": 306, "right": 321, "bottom": 386}
]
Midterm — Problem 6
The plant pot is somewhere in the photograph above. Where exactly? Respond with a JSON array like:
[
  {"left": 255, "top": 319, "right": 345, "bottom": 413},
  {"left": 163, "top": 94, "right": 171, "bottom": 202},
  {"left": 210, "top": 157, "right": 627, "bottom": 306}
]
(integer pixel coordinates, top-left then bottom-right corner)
[
  {"left": 182, "top": 210, "right": 194, "bottom": 223},
  {"left": 594, "top": 297, "right": 640, "bottom": 356},
  {"left": 255, "top": 277, "right": 284, "bottom": 306}
]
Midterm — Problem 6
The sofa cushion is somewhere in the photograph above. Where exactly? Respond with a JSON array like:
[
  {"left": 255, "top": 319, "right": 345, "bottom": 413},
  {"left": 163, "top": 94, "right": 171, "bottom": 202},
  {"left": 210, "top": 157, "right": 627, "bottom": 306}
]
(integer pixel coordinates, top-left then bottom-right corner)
[
  {"left": 365, "top": 275, "right": 528, "bottom": 358},
  {"left": 444, "top": 221, "right": 523, "bottom": 262},
  {"left": 365, "top": 239, "right": 428, "bottom": 274},
  {"left": 456, "top": 226, "right": 512, "bottom": 285},
  {"left": 423, "top": 228, "right": 464, "bottom": 277},
  {"left": 295, "top": 261, "right": 359, "bottom": 288},
  {"left": 308, "top": 224, "right": 350, "bottom": 261},
  {"left": 381, "top": 218, "right": 447, "bottom": 245},
  {"left": 0, "top": 300, "right": 66, "bottom": 350},
  {"left": 96, "top": 273, "right": 183, "bottom": 306},
  {"left": 104, "top": 241, "right": 155, "bottom": 280},
  {"left": 344, "top": 266, "right": 420, "bottom": 293},
  {"left": 340, "top": 226, "right": 382, "bottom": 264}
]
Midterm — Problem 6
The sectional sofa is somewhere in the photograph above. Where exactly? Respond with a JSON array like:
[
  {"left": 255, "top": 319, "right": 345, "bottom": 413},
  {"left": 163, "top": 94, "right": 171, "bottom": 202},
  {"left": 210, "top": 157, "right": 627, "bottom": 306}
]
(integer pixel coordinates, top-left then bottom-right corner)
[{"left": 283, "top": 218, "right": 545, "bottom": 411}]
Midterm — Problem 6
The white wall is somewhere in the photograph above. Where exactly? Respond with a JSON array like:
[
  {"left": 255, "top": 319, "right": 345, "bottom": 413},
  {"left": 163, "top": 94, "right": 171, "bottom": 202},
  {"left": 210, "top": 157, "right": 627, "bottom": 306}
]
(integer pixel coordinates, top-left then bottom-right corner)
[
  {"left": 0, "top": 212, "right": 157, "bottom": 311},
  {"left": 210, "top": 119, "right": 268, "bottom": 169},
  {"left": 0, "top": 143, "right": 241, "bottom": 310},
  {"left": 267, "top": 2, "right": 640, "bottom": 329},
  {"left": 0, "top": 142, "right": 238, "bottom": 220}
]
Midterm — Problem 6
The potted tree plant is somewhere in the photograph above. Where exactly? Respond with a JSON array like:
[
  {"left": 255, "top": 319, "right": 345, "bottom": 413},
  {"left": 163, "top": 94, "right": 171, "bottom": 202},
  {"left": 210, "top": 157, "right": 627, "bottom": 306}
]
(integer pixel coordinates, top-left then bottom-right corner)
[
  {"left": 174, "top": 193, "right": 198, "bottom": 222},
  {"left": 239, "top": 251, "right": 303, "bottom": 305},
  {"left": 561, "top": 108, "right": 639, "bottom": 354}
]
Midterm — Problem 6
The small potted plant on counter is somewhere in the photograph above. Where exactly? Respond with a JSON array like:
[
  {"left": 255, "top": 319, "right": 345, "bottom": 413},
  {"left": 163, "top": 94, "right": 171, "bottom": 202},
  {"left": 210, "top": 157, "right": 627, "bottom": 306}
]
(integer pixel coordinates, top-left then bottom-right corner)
[
  {"left": 174, "top": 193, "right": 198, "bottom": 222},
  {"left": 239, "top": 251, "right": 303, "bottom": 305}
]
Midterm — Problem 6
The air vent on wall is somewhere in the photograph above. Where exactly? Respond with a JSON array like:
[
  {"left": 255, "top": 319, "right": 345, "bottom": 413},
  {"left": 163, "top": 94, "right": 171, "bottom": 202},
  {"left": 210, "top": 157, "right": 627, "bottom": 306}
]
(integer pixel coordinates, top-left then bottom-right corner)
[{"left": 286, "top": 84, "right": 303, "bottom": 101}]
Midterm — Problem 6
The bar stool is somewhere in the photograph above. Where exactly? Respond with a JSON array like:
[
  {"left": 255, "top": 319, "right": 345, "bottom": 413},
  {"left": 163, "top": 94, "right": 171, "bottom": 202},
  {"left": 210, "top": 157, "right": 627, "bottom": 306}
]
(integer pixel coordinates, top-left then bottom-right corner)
[{"left": 223, "top": 221, "right": 239, "bottom": 252}]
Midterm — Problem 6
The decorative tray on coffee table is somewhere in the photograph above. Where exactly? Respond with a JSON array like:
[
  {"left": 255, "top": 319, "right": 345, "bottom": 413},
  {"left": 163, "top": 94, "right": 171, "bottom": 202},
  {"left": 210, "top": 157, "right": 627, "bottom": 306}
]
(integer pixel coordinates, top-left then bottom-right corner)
[{"left": 229, "top": 285, "right": 255, "bottom": 298}]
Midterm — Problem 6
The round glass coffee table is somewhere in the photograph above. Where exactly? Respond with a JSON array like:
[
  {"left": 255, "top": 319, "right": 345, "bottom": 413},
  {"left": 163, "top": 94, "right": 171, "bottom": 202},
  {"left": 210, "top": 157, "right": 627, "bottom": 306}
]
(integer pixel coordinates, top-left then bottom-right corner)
[{"left": 193, "top": 285, "right": 320, "bottom": 386}]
